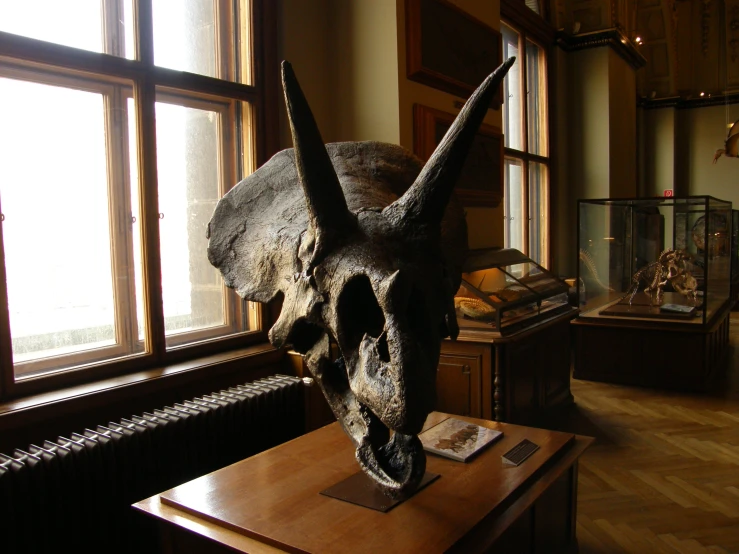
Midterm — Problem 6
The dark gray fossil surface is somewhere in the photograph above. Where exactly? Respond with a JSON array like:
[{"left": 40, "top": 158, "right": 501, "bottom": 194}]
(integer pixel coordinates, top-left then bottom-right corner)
[{"left": 207, "top": 57, "right": 515, "bottom": 497}]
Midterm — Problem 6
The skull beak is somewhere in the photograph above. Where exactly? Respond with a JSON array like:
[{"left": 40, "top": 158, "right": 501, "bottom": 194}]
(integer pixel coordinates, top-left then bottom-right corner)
[
  {"left": 356, "top": 431, "right": 427, "bottom": 498},
  {"left": 304, "top": 335, "right": 427, "bottom": 497}
]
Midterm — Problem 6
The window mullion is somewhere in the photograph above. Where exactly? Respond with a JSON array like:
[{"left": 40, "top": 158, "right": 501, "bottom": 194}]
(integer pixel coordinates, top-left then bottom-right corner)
[
  {"left": 135, "top": 0, "right": 155, "bottom": 67},
  {"left": 103, "top": 87, "right": 133, "bottom": 351},
  {"left": 215, "top": 0, "right": 234, "bottom": 82},
  {"left": 101, "top": 0, "right": 126, "bottom": 57},
  {"left": 503, "top": 160, "right": 511, "bottom": 247},
  {"left": 519, "top": 30, "right": 530, "bottom": 256},
  {"left": 520, "top": 31, "right": 529, "bottom": 163},
  {"left": 132, "top": 0, "right": 165, "bottom": 358},
  {"left": 220, "top": 101, "right": 244, "bottom": 334},
  {"left": 134, "top": 79, "right": 165, "bottom": 359},
  {"left": 523, "top": 160, "right": 530, "bottom": 256},
  {"left": 0, "top": 209, "right": 13, "bottom": 397},
  {"left": 111, "top": 85, "right": 145, "bottom": 353}
]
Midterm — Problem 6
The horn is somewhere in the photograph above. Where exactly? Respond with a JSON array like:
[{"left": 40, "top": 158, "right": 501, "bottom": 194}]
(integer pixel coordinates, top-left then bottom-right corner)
[
  {"left": 384, "top": 57, "right": 516, "bottom": 228},
  {"left": 282, "top": 61, "right": 356, "bottom": 268}
]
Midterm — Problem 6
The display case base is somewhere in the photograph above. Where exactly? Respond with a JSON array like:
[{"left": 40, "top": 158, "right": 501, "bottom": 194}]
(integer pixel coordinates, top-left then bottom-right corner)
[{"left": 572, "top": 302, "right": 731, "bottom": 391}]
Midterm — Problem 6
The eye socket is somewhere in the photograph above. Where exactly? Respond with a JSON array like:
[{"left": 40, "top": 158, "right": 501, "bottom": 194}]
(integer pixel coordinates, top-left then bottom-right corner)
[
  {"left": 337, "top": 275, "right": 386, "bottom": 354},
  {"left": 288, "top": 318, "right": 324, "bottom": 354}
]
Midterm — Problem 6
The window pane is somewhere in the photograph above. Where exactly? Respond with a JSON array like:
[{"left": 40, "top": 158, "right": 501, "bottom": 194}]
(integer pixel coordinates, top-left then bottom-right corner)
[
  {"left": 502, "top": 24, "right": 522, "bottom": 151},
  {"left": 504, "top": 157, "right": 525, "bottom": 252},
  {"left": 153, "top": 0, "right": 225, "bottom": 79},
  {"left": 154, "top": 96, "right": 248, "bottom": 348},
  {"left": 526, "top": 40, "right": 548, "bottom": 157},
  {"left": 0, "top": 0, "right": 133, "bottom": 58},
  {"left": 528, "top": 162, "right": 549, "bottom": 265},
  {"left": 0, "top": 76, "right": 144, "bottom": 378}
]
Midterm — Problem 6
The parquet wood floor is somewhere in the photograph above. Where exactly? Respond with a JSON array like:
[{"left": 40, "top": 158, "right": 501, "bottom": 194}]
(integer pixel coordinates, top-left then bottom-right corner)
[{"left": 552, "top": 312, "right": 739, "bottom": 554}]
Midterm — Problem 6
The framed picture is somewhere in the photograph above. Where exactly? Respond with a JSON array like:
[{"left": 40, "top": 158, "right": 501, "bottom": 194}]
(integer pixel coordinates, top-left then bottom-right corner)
[
  {"left": 406, "top": 0, "right": 503, "bottom": 107},
  {"left": 413, "top": 104, "right": 503, "bottom": 208}
]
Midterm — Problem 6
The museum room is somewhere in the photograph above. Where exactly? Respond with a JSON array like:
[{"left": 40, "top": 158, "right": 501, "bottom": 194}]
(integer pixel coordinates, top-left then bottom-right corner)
[{"left": 1, "top": 0, "right": 739, "bottom": 552}]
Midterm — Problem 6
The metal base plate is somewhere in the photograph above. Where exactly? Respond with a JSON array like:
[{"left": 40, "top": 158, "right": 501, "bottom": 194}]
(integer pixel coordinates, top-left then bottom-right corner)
[{"left": 320, "top": 471, "right": 439, "bottom": 512}]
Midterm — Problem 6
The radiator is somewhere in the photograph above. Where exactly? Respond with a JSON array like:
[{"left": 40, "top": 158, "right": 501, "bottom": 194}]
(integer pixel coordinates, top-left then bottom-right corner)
[{"left": 0, "top": 374, "right": 305, "bottom": 554}]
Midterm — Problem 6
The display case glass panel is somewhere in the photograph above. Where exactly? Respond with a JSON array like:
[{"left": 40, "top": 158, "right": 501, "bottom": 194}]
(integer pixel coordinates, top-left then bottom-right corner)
[
  {"left": 454, "top": 248, "right": 570, "bottom": 335},
  {"left": 578, "top": 196, "right": 732, "bottom": 326}
]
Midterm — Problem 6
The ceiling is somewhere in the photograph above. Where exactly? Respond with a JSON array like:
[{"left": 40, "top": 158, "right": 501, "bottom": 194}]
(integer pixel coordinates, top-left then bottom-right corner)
[{"left": 554, "top": 0, "right": 739, "bottom": 100}]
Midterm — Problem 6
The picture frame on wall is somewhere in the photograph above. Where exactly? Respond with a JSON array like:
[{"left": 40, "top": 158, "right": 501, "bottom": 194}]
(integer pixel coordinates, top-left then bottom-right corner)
[
  {"left": 413, "top": 103, "right": 504, "bottom": 208},
  {"left": 405, "top": 0, "right": 503, "bottom": 107}
]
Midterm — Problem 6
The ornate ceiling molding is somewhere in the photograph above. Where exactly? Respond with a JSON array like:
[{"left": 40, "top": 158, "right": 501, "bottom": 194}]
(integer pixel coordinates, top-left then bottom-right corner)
[
  {"left": 639, "top": 92, "right": 739, "bottom": 109},
  {"left": 556, "top": 28, "right": 647, "bottom": 69}
]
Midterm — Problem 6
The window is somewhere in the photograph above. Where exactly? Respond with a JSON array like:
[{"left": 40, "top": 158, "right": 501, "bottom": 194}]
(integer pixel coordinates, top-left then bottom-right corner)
[
  {"left": 501, "top": 21, "right": 550, "bottom": 267},
  {"left": 524, "top": 0, "right": 542, "bottom": 16},
  {"left": 0, "top": 0, "right": 275, "bottom": 393}
]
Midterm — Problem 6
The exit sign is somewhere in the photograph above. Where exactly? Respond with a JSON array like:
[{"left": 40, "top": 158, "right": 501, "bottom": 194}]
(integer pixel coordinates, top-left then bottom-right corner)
[{"left": 664, "top": 189, "right": 674, "bottom": 197}]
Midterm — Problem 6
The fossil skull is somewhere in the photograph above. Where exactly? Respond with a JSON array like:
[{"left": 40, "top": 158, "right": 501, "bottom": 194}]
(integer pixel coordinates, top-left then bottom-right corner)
[{"left": 207, "top": 58, "right": 515, "bottom": 497}]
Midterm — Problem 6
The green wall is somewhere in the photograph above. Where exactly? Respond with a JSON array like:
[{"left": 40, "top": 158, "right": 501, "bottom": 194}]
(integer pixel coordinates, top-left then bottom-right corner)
[{"left": 640, "top": 104, "right": 739, "bottom": 210}]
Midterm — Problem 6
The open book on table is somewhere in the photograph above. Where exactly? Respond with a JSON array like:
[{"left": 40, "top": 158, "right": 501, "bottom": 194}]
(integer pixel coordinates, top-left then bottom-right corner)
[{"left": 419, "top": 417, "right": 503, "bottom": 462}]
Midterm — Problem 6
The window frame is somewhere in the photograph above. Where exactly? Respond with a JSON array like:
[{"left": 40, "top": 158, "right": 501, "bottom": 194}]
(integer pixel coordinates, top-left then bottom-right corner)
[
  {"left": 152, "top": 89, "right": 254, "bottom": 350},
  {"left": 500, "top": 0, "right": 555, "bottom": 268},
  {"left": 0, "top": 0, "right": 279, "bottom": 399}
]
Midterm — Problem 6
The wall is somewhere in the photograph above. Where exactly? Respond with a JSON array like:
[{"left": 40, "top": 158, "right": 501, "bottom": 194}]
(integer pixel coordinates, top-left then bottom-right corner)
[
  {"left": 277, "top": 0, "right": 338, "bottom": 145},
  {"left": 554, "top": 44, "right": 639, "bottom": 277},
  {"left": 641, "top": 107, "right": 675, "bottom": 197},
  {"left": 607, "top": 49, "right": 637, "bottom": 198},
  {"left": 396, "top": 0, "right": 504, "bottom": 249},
  {"left": 333, "top": 0, "right": 401, "bottom": 144},
  {"left": 278, "top": 0, "right": 400, "bottom": 146},
  {"left": 552, "top": 47, "right": 572, "bottom": 276},
  {"left": 640, "top": 104, "right": 739, "bottom": 210},
  {"left": 568, "top": 47, "right": 611, "bottom": 202},
  {"left": 680, "top": 105, "right": 739, "bottom": 208},
  {"left": 279, "top": 0, "right": 504, "bottom": 250}
]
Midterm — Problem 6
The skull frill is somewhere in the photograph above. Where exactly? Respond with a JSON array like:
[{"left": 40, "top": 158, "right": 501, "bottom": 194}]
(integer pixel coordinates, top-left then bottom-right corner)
[{"left": 207, "top": 58, "right": 515, "bottom": 497}]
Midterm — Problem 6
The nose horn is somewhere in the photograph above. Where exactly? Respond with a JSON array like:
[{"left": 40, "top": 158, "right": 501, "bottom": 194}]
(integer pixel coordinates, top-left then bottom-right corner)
[
  {"left": 281, "top": 61, "right": 357, "bottom": 269},
  {"left": 384, "top": 57, "right": 516, "bottom": 229}
]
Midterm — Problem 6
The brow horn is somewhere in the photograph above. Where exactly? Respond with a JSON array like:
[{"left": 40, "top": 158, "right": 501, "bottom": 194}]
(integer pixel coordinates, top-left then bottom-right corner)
[
  {"left": 282, "top": 61, "right": 356, "bottom": 269},
  {"left": 384, "top": 57, "right": 516, "bottom": 228}
]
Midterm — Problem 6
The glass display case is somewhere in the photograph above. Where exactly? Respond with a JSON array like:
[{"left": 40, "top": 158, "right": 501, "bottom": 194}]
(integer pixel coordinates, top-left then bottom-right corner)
[
  {"left": 577, "top": 196, "right": 732, "bottom": 327},
  {"left": 453, "top": 248, "right": 570, "bottom": 335}
]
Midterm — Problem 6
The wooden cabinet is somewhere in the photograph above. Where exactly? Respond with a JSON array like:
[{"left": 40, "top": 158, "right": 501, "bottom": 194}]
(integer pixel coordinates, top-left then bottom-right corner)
[
  {"left": 436, "top": 342, "right": 488, "bottom": 418},
  {"left": 437, "top": 309, "right": 577, "bottom": 425}
]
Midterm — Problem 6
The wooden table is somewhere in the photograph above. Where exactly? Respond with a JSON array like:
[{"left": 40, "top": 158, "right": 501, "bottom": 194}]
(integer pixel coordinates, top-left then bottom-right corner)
[{"left": 134, "top": 412, "right": 592, "bottom": 553}]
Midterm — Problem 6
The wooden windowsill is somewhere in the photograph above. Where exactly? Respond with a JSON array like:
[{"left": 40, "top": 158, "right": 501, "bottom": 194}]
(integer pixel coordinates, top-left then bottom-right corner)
[{"left": 0, "top": 341, "right": 283, "bottom": 432}]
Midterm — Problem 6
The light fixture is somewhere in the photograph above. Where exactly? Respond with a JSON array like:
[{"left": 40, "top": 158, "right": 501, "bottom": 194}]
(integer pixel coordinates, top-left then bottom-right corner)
[
  {"left": 700, "top": 92, "right": 705, "bottom": 97},
  {"left": 635, "top": 36, "right": 643, "bottom": 44}
]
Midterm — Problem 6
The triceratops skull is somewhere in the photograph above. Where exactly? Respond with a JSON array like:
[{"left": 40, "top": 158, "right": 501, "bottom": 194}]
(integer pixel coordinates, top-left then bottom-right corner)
[{"left": 207, "top": 58, "right": 515, "bottom": 497}]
